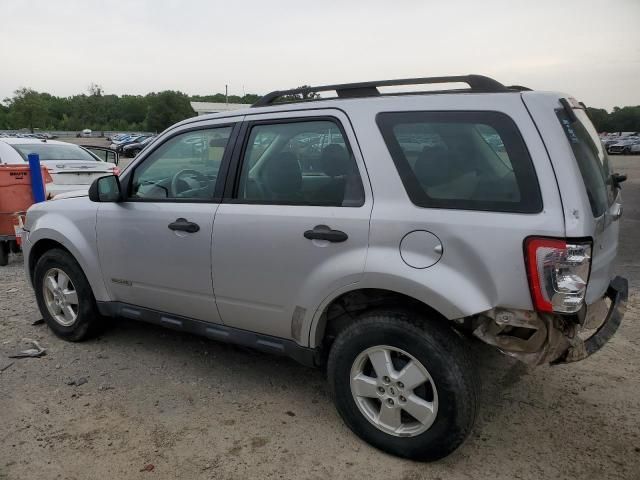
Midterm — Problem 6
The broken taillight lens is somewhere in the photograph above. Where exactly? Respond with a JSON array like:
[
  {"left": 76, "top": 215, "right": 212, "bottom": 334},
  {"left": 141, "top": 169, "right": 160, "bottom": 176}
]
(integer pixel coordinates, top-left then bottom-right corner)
[{"left": 524, "top": 237, "right": 592, "bottom": 313}]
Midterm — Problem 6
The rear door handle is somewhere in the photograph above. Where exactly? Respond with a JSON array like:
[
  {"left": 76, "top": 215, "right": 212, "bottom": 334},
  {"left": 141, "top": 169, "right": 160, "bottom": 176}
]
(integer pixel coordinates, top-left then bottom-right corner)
[
  {"left": 168, "top": 218, "right": 200, "bottom": 233},
  {"left": 304, "top": 225, "right": 348, "bottom": 243}
]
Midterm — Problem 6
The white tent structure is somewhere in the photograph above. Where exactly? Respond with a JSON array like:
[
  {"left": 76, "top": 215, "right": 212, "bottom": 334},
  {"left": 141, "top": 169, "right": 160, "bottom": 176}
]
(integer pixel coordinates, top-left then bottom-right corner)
[{"left": 190, "top": 102, "right": 251, "bottom": 116}]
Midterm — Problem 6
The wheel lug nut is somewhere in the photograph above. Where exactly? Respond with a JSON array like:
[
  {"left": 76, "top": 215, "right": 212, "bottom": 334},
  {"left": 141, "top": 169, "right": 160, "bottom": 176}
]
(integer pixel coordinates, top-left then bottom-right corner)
[
  {"left": 387, "top": 398, "right": 394, "bottom": 406},
  {"left": 383, "top": 376, "right": 390, "bottom": 383},
  {"left": 377, "top": 387, "right": 385, "bottom": 393},
  {"left": 397, "top": 382, "right": 404, "bottom": 389},
  {"left": 399, "top": 396, "right": 406, "bottom": 402}
]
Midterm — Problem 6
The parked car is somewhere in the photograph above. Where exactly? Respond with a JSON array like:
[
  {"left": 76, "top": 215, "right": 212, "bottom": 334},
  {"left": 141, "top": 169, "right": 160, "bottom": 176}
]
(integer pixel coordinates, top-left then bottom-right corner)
[
  {"left": 76, "top": 129, "right": 92, "bottom": 138},
  {"left": 108, "top": 134, "right": 134, "bottom": 149},
  {"left": 607, "top": 136, "right": 640, "bottom": 154},
  {"left": 113, "top": 135, "right": 151, "bottom": 153},
  {"left": 21, "top": 75, "right": 628, "bottom": 461},
  {"left": 0, "top": 138, "right": 118, "bottom": 197},
  {"left": 109, "top": 134, "right": 146, "bottom": 150},
  {"left": 122, "top": 135, "right": 156, "bottom": 157}
]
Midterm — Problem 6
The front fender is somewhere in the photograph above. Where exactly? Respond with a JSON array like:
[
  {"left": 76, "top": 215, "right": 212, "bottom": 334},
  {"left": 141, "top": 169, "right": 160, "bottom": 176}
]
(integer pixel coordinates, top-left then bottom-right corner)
[{"left": 25, "top": 200, "right": 110, "bottom": 302}]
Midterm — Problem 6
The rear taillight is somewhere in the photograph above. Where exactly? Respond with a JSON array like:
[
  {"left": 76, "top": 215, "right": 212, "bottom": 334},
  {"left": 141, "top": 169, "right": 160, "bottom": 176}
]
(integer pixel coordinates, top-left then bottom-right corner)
[
  {"left": 524, "top": 237, "right": 592, "bottom": 313},
  {"left": 112, "top": 167, "right": 121, "bottom": 176}
]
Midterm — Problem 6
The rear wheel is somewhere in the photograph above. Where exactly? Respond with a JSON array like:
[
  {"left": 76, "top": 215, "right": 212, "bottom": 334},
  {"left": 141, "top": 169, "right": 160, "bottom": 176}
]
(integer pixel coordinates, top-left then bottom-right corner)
[
  {"left": 34, "top": 248, "right": 102, "bottom": 341},
  {"left": 327, "top": 310, "right": 477, "bottom": 461}
]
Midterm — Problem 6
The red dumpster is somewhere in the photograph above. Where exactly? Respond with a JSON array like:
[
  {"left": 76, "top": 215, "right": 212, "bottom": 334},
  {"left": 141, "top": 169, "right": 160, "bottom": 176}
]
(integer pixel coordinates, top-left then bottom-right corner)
[{"left": 0, "top": 164, "right": 52, "bottom": 265}]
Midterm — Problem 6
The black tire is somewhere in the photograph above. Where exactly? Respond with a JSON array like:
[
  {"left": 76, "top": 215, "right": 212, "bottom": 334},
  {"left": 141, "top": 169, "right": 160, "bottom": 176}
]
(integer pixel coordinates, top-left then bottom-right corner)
[
  {"left": 33, "top": 248, "right": 102, "bottom": 341},
  {"left": 0, "top": 241, "right": 9, "bottom": 266},
  {"left": 327, "top": 310, "right": 477, "bottom": 461},
  {"left": 9, "top": 240, "right": 21, "bottom": 254}
]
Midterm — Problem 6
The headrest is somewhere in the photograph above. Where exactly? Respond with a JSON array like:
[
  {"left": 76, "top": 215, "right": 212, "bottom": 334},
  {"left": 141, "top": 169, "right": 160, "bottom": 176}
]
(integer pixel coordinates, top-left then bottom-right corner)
[
  {"left": 263, "top": 152, "right": 302, "bottom": 196},
  {"left": 413, "top": 146, "right": 451, "bottom": 188},
  {"left": 321, "top": 144, "right": 351, "bottom": 177}
]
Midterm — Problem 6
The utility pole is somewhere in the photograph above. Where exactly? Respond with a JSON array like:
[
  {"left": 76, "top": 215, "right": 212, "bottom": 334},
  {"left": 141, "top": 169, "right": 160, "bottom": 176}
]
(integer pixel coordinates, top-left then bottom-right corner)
[{"left": 225, "top": 85, "right": 228, "bottom": 104}]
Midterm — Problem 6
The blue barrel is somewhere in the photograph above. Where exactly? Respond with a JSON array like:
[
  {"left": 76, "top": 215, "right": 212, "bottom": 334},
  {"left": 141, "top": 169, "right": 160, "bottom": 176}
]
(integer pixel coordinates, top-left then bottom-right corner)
[{"left": 27, "top": 153, "right": 46, "bottom": 203}]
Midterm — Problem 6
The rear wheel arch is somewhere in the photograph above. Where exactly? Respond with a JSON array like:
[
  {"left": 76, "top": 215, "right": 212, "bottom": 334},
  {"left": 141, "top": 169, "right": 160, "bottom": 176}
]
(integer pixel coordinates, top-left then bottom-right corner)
[{"left": 313, "top": 288, "right": 455, "bottom": 352}]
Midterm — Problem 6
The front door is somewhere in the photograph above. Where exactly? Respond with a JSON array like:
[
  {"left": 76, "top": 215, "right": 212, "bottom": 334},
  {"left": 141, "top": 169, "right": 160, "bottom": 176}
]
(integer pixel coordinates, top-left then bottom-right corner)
[
  {"left": 212, "top": 111, "right": 373, "bottom": 341},
  {"left": 96, "top": 120, "right": 239, "bottom": 322}
]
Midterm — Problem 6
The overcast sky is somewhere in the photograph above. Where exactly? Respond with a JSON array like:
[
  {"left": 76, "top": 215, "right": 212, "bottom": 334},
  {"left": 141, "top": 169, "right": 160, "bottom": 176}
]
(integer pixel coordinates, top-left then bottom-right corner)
[{"left": 1, "top": 0, "right": 638, "bottom": 110}]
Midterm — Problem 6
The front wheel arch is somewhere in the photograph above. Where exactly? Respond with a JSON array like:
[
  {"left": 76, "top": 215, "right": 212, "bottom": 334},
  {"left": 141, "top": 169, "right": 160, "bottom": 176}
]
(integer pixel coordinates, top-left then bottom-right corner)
[{"left": 29, "top": 239, "right": 72, "bottom": 286}]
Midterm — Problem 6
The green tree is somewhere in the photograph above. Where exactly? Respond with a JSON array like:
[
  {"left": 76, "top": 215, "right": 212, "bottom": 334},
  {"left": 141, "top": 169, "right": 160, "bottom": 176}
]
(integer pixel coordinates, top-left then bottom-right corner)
[
  {"left": 144, "top": 91, "right": 195, "bottom": 132},
  {"left": 586, "top": 107, "right": 611, "bottom": 132},
  {"left": 0, "top": 104, "right": 9, "bottom": 129},
  {"left": 6, "top": 88, "right": 48, "bottom": 132}
]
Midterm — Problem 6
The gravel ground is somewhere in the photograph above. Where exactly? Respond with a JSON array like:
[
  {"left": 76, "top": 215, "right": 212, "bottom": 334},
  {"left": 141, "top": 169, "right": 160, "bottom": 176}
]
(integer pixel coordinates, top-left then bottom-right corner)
[{"left": 1, "top": 157, "right": 639, "bottom": 480}]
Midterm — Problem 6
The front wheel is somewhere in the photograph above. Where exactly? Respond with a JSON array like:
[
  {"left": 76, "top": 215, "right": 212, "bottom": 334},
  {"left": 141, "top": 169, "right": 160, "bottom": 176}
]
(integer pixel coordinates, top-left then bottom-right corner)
[
  {"left": 327, "top": 310, "right": 477, "bottom": 461},
  {"left": 34, "top": 249, "right": 102, "bottom": 341}
]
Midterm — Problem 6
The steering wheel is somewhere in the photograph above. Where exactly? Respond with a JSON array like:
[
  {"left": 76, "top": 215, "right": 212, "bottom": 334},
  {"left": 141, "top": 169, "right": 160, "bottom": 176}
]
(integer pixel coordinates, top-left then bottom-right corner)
[{"left": 170, "top": 169, "right": 208, "bottom": 197}]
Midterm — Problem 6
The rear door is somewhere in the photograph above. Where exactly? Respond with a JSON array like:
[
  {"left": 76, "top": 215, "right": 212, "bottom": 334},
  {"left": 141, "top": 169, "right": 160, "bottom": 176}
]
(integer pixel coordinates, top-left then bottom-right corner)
[
  {"left": 81, "top": 146, "right": 119, "bottom": 165},
  {"left": 523, "top": 93, "right": 621, "bottom": 303},
  {"left": 211, "top": 110, "right": 373, "bottom": 341}
]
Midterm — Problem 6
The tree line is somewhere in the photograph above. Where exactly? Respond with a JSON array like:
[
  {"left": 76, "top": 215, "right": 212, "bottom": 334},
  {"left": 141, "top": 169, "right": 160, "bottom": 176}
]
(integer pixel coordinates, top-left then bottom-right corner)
[
  {"left": 586, "top": 106, "right": 640, "bottom": 133},
  {"left": 0, "top": 84, "right": 638, "bottom": 134},
  {"left": 0, "top": 84, "right": 260, "bottom": 133}
]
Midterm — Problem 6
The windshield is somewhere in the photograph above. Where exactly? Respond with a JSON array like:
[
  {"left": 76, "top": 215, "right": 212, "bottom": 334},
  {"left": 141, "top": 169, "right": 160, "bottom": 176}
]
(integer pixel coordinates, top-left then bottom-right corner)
[
  {"left": 557, "top": 107, "right": 614, "bottom": 217},
  {"left": 11, "top": 143, "right": 98, "bottom": 162}
]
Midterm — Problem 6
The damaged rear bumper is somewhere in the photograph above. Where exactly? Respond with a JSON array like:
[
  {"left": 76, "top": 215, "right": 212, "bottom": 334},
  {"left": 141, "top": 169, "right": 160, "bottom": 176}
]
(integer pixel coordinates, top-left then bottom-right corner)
[
  {"left": 472, "top": 276, "right": 628, "bottom": 366},
  {"left": 554, "top": 276, "right": 628, "bottom": 364}
]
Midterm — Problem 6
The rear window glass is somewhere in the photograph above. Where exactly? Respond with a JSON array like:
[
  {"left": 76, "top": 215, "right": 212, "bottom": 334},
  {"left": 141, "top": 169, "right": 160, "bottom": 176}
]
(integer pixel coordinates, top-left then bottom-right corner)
[
  {"left": 11, "top": 143, "right": 97, "bottom": 162},
  {"left": 377, "top": 111, "right": 542, "bottom": 213},
  {"left": 556, "top": 108, "right": 613, "bottom": 217}
]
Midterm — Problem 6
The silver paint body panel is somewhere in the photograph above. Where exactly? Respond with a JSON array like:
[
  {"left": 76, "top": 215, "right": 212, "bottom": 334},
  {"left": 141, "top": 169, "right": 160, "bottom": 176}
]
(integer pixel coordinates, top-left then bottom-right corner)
[{"left": 23, "top": 90, "right": 620, "bottom": 350}]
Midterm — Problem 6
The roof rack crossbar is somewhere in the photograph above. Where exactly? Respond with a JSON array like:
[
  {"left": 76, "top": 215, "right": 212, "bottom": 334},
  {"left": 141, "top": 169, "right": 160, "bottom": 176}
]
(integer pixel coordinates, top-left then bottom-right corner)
[{"left": 252, "top": 74, "right": 509, "bottom": 107}]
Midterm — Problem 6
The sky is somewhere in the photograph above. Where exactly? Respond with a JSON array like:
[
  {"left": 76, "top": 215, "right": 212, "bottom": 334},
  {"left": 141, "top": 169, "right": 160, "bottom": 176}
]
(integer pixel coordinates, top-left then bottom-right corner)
[{"left": 1, "top": 0, "right": 638, "bottom": 111}]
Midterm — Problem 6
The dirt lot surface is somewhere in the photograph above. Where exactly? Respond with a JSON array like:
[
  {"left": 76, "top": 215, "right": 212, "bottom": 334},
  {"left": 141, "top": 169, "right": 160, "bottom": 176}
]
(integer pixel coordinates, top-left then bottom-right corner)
[{"left": 1, "top": 157, "right": 639, "bottom": 480}]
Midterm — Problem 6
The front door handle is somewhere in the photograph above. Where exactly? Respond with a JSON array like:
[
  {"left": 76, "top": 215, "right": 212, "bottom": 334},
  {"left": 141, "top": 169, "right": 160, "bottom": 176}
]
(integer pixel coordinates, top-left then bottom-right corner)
[
  {"left": 168, "top": 218, "right": 200, "bottom": 233},
  {"left": 304, "top": 225, "right": 348, "bottom": 243}
]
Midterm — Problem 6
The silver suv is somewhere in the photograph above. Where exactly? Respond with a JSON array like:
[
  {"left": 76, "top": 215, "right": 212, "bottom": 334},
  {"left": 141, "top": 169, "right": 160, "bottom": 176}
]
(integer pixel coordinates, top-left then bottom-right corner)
[{"left": 21, "top": 75, "right": 628, "bottom": 461}]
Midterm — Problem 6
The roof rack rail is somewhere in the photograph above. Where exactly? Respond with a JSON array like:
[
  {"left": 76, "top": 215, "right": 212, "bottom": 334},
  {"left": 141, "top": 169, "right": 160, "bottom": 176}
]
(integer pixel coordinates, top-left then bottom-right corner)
[{"left": 252, "top": 74, "right": 510, "bottom": 107}]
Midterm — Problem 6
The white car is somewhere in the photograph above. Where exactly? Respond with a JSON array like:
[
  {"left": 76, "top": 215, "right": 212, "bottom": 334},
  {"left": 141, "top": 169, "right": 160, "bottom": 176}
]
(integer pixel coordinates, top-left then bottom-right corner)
[
  {"left": 0, "top": 138, "right": 118, "bottom": 197},
  {"left": 607, "top": 136, "right": 640, "bottom": 154}
]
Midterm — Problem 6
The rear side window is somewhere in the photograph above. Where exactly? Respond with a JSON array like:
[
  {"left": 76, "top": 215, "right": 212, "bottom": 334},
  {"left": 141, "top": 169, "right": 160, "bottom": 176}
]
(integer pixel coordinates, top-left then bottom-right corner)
[
  {"left": 556, "top": 108, "right": 613, "bottom": 217},
  {"left": 236, "top": 119, "right": 364, "bottom": 207},
  {"left": 377, "top": 111, "right": 542, "bottom": 213},
  {"left": 11, "top": 143, "right": 98, "bottom": 162}
]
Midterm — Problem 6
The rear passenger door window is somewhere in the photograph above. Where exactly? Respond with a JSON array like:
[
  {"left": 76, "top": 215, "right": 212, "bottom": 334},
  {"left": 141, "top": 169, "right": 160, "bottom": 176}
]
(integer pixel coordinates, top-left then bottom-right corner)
[
  {"left": 377, "top": 111, "right": 542, "bottom": 213},
  {"left": 236, "top": 119, "right": 364, "bottom": 207}
]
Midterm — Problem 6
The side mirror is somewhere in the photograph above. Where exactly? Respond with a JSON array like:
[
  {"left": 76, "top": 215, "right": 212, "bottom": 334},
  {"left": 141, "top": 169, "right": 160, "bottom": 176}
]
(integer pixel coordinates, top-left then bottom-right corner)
[{"left": 89, "top": 175, "right": 122, "bottom": 202}]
